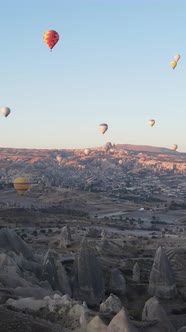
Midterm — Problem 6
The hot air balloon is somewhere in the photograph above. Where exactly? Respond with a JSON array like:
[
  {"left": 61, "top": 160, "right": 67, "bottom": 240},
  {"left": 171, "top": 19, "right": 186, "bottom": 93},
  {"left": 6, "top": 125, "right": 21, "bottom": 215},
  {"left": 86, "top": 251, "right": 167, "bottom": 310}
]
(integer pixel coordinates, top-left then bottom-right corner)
[
  {"left": 84, "top": 148, "right": 90, "bottom": 156},
  {"left": 149, "top": 119, "right": 155, "bottom": 127},
  {"left": 170, "top": 60, "right": 177, "bottom": 69},
  {"left": 174, "top": 54, "right": 180, "bottom": 62},
  {"left": 13, "top": 177, "right": 30, "bottom": 195},
  {"left": 56, "top": 155, "right": 62, "bottom": 164},
  {"left": 1, "top": 107, "right": 11, "bottom": 117},
  {"left": 99, "top": 123, "right": 108, "bottom": 134},
  {"left": 43, "top": 30, "right": 59, "bottom": 50},
  {"left": 171, "top": 144, "right": 178, "bottom": 151}
]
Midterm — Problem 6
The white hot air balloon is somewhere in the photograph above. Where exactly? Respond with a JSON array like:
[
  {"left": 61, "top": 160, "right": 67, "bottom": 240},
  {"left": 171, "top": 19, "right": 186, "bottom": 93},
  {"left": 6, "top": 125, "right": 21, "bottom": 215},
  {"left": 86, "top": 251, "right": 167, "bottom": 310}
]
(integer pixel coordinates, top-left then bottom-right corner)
[
  {"left": 174, "top": 54, "right": 180, "bottom": 62},
  {"left": 1, "top": 107, "right": 11, "bottom": 117},
  {"left": 171, "top": 144, "right": 178, "bottom": 151},
  {"left": 149, "top": 119, "right": 155, "bottom": 127},
  {"left": 84, "top": 148, "right": 90, "bottom": 156},
  {"left": 56, "top": 155, "right": 62, "bottom": 164},
  {"left": 99, "top": 123, "right": 108, "bottom": 134}
]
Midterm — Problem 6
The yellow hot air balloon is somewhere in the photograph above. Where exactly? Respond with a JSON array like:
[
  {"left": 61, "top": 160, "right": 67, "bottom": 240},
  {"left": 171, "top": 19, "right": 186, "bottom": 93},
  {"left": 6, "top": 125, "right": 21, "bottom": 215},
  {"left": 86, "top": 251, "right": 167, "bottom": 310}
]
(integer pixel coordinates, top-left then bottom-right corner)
[
  {"left": 149, "top": 119, "right": 155, "bottom": 127},
  {"left": 13, "top": 177, "right": 30, "bottom": 195},
  {"left": 174, "top": 54, "right": 180, "bottom": 62},
  {"left": 170, "top": 60, "right": 177, "bottom": 69},
  {"left": 99, "top": 123, "right": 108, "bottom": 134},
  {"left": 171, "top": 144, "right": 178, "bottom": 151},
  {"left": 1, "top": 107, "right": 11, "bottom": 117}
]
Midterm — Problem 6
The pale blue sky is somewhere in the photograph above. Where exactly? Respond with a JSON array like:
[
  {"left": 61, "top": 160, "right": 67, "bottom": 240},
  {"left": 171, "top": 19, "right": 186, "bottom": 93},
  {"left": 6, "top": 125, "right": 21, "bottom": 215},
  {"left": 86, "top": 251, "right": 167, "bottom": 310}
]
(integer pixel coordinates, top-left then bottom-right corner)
[{"left": 1, "top": 0, "right": 186, "bottom": 151}]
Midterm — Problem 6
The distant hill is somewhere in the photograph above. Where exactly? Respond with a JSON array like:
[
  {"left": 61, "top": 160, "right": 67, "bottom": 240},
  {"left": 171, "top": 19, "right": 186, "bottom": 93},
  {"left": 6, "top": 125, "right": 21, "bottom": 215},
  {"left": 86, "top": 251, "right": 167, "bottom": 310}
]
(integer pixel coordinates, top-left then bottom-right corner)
[
  {"left": 0, "top": 143, "right": 185, "bottom": 196},
  {"left": 0, "top": 145, "right": 183, "bottom": 155},
  {"left": 115, "top": 144, "right": 178, "bottom": 154}
]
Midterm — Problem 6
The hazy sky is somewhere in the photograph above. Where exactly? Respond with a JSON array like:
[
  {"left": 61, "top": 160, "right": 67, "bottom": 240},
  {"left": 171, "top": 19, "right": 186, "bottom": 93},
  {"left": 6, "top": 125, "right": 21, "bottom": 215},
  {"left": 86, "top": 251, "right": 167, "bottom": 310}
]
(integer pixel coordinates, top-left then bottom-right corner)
[{"left": 1, "top": 0, "right": 186, "bottom": 151}]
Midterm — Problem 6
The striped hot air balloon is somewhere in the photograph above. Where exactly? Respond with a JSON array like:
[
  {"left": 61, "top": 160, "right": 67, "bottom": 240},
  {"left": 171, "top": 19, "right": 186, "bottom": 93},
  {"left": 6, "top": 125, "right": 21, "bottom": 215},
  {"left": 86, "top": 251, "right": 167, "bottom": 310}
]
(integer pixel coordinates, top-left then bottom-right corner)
[
  {"left": 43, "top": 30, "right": 59, "bottom": 50},
  {"left": 13, "top": 177, "right": 30, "bottom": 195}
]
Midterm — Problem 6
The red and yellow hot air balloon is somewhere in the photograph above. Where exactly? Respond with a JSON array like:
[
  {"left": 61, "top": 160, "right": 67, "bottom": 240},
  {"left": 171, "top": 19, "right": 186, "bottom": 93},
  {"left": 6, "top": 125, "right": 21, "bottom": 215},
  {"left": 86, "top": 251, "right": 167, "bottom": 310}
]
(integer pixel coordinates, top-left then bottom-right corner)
[
  {"left": 13, "top": 177, "right": 30, "bottom": 195},
  {"left": 43, "top": 30, "right": 59, "bottom": 51}
]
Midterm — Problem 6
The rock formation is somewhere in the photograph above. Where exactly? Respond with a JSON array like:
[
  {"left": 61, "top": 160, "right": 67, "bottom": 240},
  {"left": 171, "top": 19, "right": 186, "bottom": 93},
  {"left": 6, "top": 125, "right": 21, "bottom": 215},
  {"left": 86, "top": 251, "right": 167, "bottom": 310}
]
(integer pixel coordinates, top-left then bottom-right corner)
[
  {"left": 0, "top": 252, "right": 30, "bottom": 288},
  {"left": 107, "top": 307, "right": 138, "bottom": 331},
  {"left": 86, "top": 315, "right": 107, "bottom": 332},
  {"left": 56, "top": 260, "right": 72, "bottom": 296},
  {"left": 14, "top": 286, "right": 54, "bottom": 299},
  {"left": 59, "top": 226, "right": 72, "bottom": 248},
  {"left": 100, "top": 293, "right": 122, "bottom": 314},
  {"left": 42, "top": 250, "right": 72, "bottom": 296},
  {"left": 142, "top": 296, "right": 176, "bottom": 332},
  {"left": 0, "top": 306, "right": 65, "bottom": 332},
  {"left": 148, "top": 246, "right": 177, "bottom": 299},
  {"left": 79, "top": 310, "right": 89, "bottom": 331},
  {"left": 101, "top": 229, "right": 110, "bottom": 239},
  {"left": 42, "top": 250, "right": 60, "bottom": 291},
  {"left": 0, "top": 229, "right": 33, "bottom": 259},
  {"left": 132, "top": 262, "right": 140, "bottom": 282},
  {"left": 85, "top": 228, "right": 101, "bottom": 238},
  {"left": 73, "top": 238, "right": 105, "bottom": 306},
  {"left": 109, "top": 268, "right": 126, "bottom": 295}
]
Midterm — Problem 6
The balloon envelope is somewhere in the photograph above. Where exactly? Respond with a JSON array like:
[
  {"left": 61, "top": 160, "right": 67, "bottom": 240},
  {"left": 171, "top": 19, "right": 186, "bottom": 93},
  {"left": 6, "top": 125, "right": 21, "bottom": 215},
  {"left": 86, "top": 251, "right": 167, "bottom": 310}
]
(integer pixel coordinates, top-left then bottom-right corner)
[
  {"left": 174, "top": 54, "right": 180, "bottom": 62},
  {"left": 43, "top": 30, "right": 59, "bottom": 50},
  {"left": 170, "top": 60, "right": 177, "bottom": 69},
  {"left": 84, "top": 148, "right": 90, "bottom": 156},
  {"left": 13, "top": 177, "right": 30, "bottom": 195},
  {"left": 1, "top": 107, "right": 11, "bottom": 117},
  {"left": 99, "top": 123, "right": 108, "bottom": 134},
  {"left": 56, "top": 155, "right": 62, "bottom": 163},
  {"left": 171, "top": 144, "right": 178, "bottom": 151},
  {"left": 149, "top": 119, "right": 155, "bottom": 127}
]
